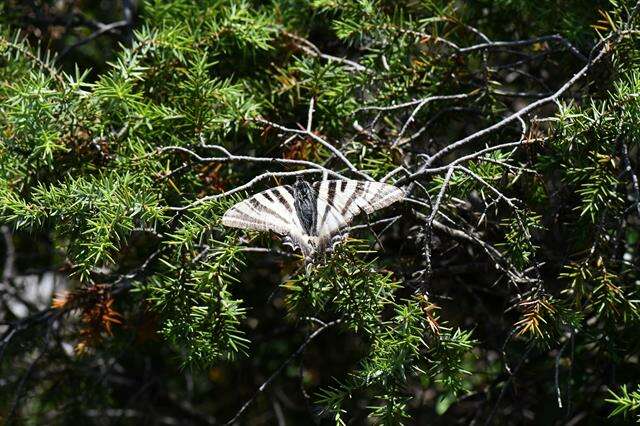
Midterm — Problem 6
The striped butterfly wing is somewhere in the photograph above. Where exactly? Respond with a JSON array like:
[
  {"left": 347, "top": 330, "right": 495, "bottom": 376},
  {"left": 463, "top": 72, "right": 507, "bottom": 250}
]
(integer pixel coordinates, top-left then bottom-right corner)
[
  {"left": 313, "top": 180, "right": 404, "bottom": 239},
  {"left": 222, "top": 185, "right": 306, "bottom": 239}
]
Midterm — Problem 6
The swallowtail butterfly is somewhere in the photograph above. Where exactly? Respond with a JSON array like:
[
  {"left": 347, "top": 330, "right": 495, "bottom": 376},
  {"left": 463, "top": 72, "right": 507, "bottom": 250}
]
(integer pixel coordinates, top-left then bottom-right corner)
[{"left": 222, "top": 178, "right": 404, "bottom": 257}]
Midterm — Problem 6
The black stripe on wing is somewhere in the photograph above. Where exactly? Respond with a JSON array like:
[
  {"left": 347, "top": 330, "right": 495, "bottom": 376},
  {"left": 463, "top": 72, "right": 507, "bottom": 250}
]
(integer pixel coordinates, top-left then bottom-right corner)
[
  {"left": 339, "top": 181, "right": 365, "bottom": 216},
  {"left": 317, "top": 180, "right": 338, "bottom": 234}
]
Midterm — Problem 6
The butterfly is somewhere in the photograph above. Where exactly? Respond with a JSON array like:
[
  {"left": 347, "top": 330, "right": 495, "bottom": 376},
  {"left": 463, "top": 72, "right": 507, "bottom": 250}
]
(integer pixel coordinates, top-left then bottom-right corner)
[{"left": 221, "top": 178, "right": 404, "bottom": 257}]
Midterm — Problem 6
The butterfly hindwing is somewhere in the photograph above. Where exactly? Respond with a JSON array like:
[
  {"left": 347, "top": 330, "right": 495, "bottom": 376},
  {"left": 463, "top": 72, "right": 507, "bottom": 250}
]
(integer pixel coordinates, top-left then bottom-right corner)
[
  {"left": 313, "top": 180, "right": 404, "bottom": 238},
  {"left": 222, "top": 185, "right": 306, "bottom": 237}
]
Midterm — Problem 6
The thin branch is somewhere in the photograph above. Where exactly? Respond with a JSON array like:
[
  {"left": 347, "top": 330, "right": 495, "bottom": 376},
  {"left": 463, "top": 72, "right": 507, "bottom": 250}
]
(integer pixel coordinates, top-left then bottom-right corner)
[
  {"left": 1, "top": 35, "right": 65, "bottom": 86},
  {"left": 255, "top": 104, "right": 372, "bottom": 181},
  {"left": 459, "top": 34, "right": 587, "bottom": 62},
  {"left": 395, "top": 138, "right": 547, "bottom": 185},
  {"left": 170, "top": 169, "right": 324, "bottom": 211},
  {"left": 483, "top": 344, "right": 534, "bottom": 426},
  {"left": 224, "top": 319, "right": 342, "bottom": 425},
  {"left": 555, "top": 340, "right": 569, "bottom": 408},
  {"left": 346, "top": 215, "right": 402, "bottom": 232},
  {"left": 238, "top": 247, "right": 300, "bottom": 259},
  {"left": 307, "top": 97, "right": 315, "bottom": 132},
  {"left": 477, "top": 156, "right": 537, "bottom": 174},
  {"left": 427, "top": 167, "right": 455, "bottom": 225},
  {"left": 426, "top": 214, "right": 533, "bottom": 285},
  {"left": 621, "top": 140, "right": 640, "bottom": 217},
  {"left": 282, "top": 31, "right": 368, "bottom": 72},
  {"left": 423, "top": 37, "right": 614, "bottom": 167},
  {"left": 59, "top": 20, "right": 130, "bottom": 58},
  {"left": 455, "top": 165, "right": 519, "bottom": 209},
  {"left": 490, "top": 89, "right": 552, "bottom": 99},
  {"left": 355, "top": 93, "right": 473, "bottom": 113},
  {"left": 385, "top": 25, "right": 461, "bottom": 51},
  {"left": 7, "top": 329, "right": 51, "bottom": 424},
  {"left": 2, "top": 226, "right": 16, "bottom": 283},
  {"left": 156, "top": 145, "right": 346, "bottom": 179}
]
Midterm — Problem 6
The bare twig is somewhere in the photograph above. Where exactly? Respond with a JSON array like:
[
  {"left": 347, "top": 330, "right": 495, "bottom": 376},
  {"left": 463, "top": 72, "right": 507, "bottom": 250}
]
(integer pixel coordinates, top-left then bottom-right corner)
[
  {"left": 7, "top": 329, "right": 51, "bottom": 424},
  {"left": 156, "top": 145, "right": 347, "bottom": 180},
  {"left": 255, "top": 100, "right": 372, "bottom": 181},
  {"left": 346, "top": 215, "right": 402, "bottom": 232},
  {"left": 455, "top": 166, "right": 519, "bottom": 209},
  {"left": 427, "top": 167, "right": 455, "bottom": 225},
  {"left": 282, "top": 31, "right": 368, "bottom": 72},
  {"left": 238, "top": 247, "right": 300, "bottom": 259},
  {"left": 621, "top": 140, "right": 640, "bottom": 217},
  {"left": 459, "top": 34, "right": 587, "bottom": 61},
  {"left": 355, "top": 93, "right": 473, "bottom": 113},
  {"left": 555, "top": 340, "right": 569, "bottom": 408},
  {"left": 423, "top": 37, "right": 614, "bottom": 167},
  {"left": 483, "top": 344, "right": 534, "bottom": 426},
  {"left": 59, "top": 20, "right": 130, "bottom": 57},
  {"left": 2, "top": 226, "right": 15, "bottom": 283},
  {"left": 224, "top": 318, "right": 342, "bottom": 425},
  {"left": 169, "top": 169, "right": 325, "bottom": 211},
  {"left": 394, "top": 138, "right": 546, "bottom": 185}
]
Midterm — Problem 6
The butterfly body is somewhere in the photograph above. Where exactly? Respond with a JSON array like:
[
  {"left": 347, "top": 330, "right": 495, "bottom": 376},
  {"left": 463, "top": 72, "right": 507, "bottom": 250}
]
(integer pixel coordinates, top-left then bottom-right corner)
[
  {"left": 292, "top": 179, "right": 318, "bottom": 236},
  {"left": 222, "top": 178, "right": 404, "bottom": 258}
]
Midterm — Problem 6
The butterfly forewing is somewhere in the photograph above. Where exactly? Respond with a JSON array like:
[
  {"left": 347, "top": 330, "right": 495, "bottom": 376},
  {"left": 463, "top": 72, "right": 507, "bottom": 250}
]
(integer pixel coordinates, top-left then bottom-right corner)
[
  {"left": 222, "top": 185, "right": 306, "bottom": 237},
  {"left": 313, "top": 180, "right": 404, "bottom": 238}
]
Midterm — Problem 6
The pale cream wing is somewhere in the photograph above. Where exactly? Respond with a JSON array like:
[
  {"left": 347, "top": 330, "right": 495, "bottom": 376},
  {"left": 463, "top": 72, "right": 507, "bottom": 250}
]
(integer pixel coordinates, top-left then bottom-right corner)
[
  {"left": 313, "top": 180, "right": 404, "bottom": 239},
  {"left": 222, "top": 185, "right": 306, "bottom": 237}
]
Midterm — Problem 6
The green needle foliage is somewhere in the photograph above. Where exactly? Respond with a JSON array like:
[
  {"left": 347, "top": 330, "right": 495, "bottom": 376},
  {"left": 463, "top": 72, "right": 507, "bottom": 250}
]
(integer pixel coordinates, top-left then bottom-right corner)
[
  {"left": 0, "top": 0, "right": 639, "bottom": 424},
  {"left": 607, "top": 385, "right": 640, "bottom": 423}
]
